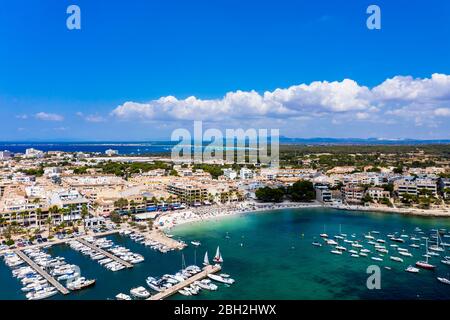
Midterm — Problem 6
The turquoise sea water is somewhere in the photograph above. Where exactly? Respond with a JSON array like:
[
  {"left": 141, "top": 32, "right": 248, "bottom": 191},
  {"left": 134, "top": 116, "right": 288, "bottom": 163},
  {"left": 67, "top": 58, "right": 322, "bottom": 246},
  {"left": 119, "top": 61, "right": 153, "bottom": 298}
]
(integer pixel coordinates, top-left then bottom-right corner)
[{"left": 1, "top": 208, "right": 450, "bottom": 300}]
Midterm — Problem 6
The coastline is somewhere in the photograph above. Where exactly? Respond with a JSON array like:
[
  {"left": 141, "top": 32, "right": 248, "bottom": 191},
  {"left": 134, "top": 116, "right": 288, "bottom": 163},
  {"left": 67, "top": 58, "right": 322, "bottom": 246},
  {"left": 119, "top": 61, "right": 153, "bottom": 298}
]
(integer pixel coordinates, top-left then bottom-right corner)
[
  {"left": 155, "top": 201, "right": 323, "bottom": 232},
  {"left": 156, "top": 201, "right": 450, "bottom": 235},
  {"left": 329, "top": 204, "right": 450, "bottom": 218}
]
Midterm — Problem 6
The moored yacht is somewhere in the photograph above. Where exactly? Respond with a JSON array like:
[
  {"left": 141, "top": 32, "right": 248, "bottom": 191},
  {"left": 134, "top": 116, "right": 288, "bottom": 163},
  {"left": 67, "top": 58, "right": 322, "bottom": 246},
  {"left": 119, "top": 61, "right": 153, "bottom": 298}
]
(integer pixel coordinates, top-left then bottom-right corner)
[
  {"left": 390, "top": 256, "right": 404, "bottom": 263},
  {"left": 207, "top": 273, "right": 235, "bottom": 284},
  {"left": 67, "top": 277, "right": 96, "bottom": 291},
  {"left": 405, "top": 265, "right": 420, "bottom": 273},
  {"left": 416, "top": 240, "right": 436, "bottom": 270},
  {"left": 130, "top": 286, "right": 151, "bottom": 299},
  {"left": 437, "top": 277, "right": 450, "bottom": 285},
  {"left": 116, "top": 293, "right": 132, "bottom": 300}
]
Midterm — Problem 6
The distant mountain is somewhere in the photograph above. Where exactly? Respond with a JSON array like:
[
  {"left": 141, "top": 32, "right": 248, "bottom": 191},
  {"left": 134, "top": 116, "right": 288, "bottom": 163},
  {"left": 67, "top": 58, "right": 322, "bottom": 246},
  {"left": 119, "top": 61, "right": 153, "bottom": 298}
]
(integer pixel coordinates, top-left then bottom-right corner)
[{"left": 278, "top": 136, "right": 450, "bottom": 145}]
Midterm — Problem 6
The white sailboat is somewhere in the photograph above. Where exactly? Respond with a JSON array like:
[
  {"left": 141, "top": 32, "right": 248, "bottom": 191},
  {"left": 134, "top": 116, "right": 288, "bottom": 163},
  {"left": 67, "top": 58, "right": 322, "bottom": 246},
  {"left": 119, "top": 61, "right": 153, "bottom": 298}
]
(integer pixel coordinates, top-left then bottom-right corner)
[
  {"left": 416, "top": 239, "right": 436, "bottom": 270},
  {"left": 203, "top": 251, "right": 210, "bottom": 266},
  {"left": 213, "top": 246, "right": 223, "bottom": 263},
  {"left": 429, "top": 230, "right": 445, "bottom": 252}
]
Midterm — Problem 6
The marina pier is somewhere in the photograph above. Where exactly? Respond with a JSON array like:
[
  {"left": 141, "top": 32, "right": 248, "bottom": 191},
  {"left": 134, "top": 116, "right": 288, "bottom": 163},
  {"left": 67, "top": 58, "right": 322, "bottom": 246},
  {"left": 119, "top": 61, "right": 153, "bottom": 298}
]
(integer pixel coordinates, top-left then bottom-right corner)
[
  {"left": 14, "top": 250, "right": 70, "bottom": 295},
  {"left": 77, "top": 238, "right": 134, "bottom": 268},
  {"left": 0, "top": 230, "right": 120, "bottom": 257},
  {"left": 147, "top": 264, "right": 222, "bottom": 300}
]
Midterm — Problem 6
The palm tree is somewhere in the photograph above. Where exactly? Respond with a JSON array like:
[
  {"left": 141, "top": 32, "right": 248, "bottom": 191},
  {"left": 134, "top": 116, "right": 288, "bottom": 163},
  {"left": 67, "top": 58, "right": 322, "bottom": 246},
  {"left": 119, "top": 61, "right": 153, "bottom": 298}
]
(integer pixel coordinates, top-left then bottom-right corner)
[
  {"left": 130, "top": 200, "right": 136, "bottom": 214},
  {"left": 81, "top": 204, "right": 89, "bottom": 232},
  {"left": 46, "top": 216, "right": 53, "bottom": 237},
  {"left": 36, "top": 208, "right": 42, "bottom": 230},
  {"left": 10, "top": 212, "right": 16, "bottom": 226},
  {"left": 114, "top": 198, "right": 129, "bottom": 213},
  {"left": 23, "top": 210, "right": 30, "bottom": 227},
  {"left": 68, "top": 204, "right": 77, "bottom": 222},
  {"left": 19, "top": 211, "right": 26, "bottom": 227}
]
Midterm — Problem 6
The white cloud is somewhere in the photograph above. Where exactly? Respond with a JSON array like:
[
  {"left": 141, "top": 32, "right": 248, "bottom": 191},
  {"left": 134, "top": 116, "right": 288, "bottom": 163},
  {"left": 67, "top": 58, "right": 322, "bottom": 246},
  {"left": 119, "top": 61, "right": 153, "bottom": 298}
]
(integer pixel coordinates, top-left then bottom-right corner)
[
  {"left": 76, "top": 112, "right": 106, "bottom": 123},
  {"left": 356, "top": 112, "right": 371, "bottom": 120},
  {"left": 434, "top": 108, "right": 450, "bottom": 117},
  {"left": 35, "top": 112, "right": 64, "bottom": 121},
  {"left": 111, "top": 74, "right": 450, "bottom": 129},
  {"left": 85, "top": 114, "right": 106, "bottom": 123},
  {"left": 373, "top": 73, "right": 450, "bottom": 101},
  {"left": 112, "top": 79, "right": 374, "bottom": 121}
]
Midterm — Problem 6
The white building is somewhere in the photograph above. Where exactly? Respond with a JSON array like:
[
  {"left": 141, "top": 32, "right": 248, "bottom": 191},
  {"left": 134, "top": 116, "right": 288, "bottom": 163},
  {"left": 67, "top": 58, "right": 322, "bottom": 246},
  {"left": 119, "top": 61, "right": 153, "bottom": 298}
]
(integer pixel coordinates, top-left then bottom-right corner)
[
  {"left": 44, "top": 167, "right": 62, "bottom": 177},
  {"left": 394, "top": 178, "right": 417, "bottom": 197},
  {"left": 25, "top": 148, "right": 44, "bottom": 158},
  {"left": 223, "top": 168, "right": 237, "bottom": 180},
  {"left": 84, "top": 217, "right": 105, "bottom": 228},
  {"left": 315, "top": 186, "right": 332, "bottom": 203},
  {"left": 415, "top": 178, "right": 438, "bottom": 196},
  {"left": 260, "top": 168, "right": 278, "bottom": 180},
  {"left": 25, "top": 186, "right": 46, "bottom": 198},
  {"left": 105, "top": 149, "right": 119, "bottom": 156},
  {"left": 240, "top": 168, "right": 254, "bottom": 180},
  {"left": 440, "top": 178, "right": 450, "bottom": 199},
  {"left": 12, "top": 174, "right": 35, "bottom": 183},
  {"left": 48, "top": 189, "right": 89, "bottom": 221},
  {"left": 367, "top": 187, "right": 390, "bottom": 200},
  {"left": 0, "top": 150, "right": 13, "bottom": 160}
]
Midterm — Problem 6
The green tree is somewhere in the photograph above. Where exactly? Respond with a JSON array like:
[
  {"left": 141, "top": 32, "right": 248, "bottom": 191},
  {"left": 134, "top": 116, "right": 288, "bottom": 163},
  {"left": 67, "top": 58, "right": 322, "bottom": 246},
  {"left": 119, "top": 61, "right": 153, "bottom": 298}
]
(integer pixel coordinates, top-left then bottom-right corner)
[
  {"left": 393, "top": 165, "right": 404, "bottom": 174},
  {"left": 289, "top": 180, "right": 315, "bottom": 202},
  {"left": 114, "top": 198, "right": 129, "bottom": 212},
  {"left": 147, "top": 219, "right": 154, "bottom": 231},
  {"left": 110, "top": 211, "right": 122, "bottom": 224},
  {"left": 81, "top": 204, "right": 89, "bottom": 231},
  {"left": 36, "top": 208, "right": 42, "bottom": 230},
  {"left": 362, "top": 194, "right": 373, "bottom": 204},
  {"left": 255, "top": 187, "right": 285, "bottom": 202}
]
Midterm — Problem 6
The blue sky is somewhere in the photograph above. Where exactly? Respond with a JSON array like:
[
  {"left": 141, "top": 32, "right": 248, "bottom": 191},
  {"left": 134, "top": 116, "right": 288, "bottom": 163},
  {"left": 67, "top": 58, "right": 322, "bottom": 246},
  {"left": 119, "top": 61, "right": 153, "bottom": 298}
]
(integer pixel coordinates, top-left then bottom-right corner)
[{"left": 1, "top": 0, "right": 450, "bottom": 141}]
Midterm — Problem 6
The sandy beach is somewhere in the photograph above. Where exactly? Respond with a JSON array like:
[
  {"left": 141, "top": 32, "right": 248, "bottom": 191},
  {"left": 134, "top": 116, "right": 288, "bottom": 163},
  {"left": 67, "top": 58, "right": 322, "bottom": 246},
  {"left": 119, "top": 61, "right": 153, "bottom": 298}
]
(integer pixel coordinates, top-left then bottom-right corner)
[
  {"left": 155, "top": 201, "right": 323, "bottom": 231},
  {"left": 155, "top": 201, "right": 450, "bottom": 234}
]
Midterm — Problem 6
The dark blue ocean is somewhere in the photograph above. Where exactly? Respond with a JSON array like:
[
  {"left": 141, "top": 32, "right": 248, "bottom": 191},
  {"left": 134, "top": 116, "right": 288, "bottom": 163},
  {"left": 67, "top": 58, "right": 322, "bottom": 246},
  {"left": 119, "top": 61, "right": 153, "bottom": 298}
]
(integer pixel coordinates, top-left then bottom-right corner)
[{"left": 0, "top": 142, "right": 174, "bottom": 155}]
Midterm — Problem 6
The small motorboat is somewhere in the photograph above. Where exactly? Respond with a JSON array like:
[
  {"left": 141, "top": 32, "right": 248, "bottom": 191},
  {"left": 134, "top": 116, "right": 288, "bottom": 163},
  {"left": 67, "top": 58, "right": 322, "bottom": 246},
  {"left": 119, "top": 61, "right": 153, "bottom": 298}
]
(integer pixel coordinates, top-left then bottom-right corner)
[
  {"left": 390, "top": 256, "right": 404, "bottom": 263},
  {"left": 405, "top": 266, "right": 420, "bottom": 273},
  {"left": 116, "top": 293, "right": 132, "bottom": 300},
  {"left": 371, "top": 257, "right": 383, "bottom": 262},
  {"left": 437, "top": 277, "right": 450, "bottom": 285},
  {"left": 130, "top": 286, "right": 151, "bottom": 299}
]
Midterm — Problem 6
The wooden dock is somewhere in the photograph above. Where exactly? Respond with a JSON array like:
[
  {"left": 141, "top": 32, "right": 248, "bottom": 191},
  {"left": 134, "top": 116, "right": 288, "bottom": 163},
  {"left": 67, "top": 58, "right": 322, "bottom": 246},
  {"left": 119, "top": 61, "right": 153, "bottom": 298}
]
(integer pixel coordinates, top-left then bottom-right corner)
[
  {"left": 14, "top": 250, "right": 70, "bottom": 295},
  {"left": 77, "top": 238, "right": 133, "bottom": 268},
  {"left": 147, "top": 264, "right": 222, "bottom": 300}
]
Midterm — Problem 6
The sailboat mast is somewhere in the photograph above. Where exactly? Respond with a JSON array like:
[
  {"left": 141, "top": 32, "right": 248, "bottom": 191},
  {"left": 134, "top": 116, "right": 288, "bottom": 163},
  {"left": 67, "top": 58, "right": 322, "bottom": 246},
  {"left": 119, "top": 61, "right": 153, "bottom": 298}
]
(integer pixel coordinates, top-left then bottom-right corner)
[
  {"left": 181, "top": 253, "right": 186, "bottom": 269},
  {"left": 437, "top": 230, "right": 440, "bottom": 247}
]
